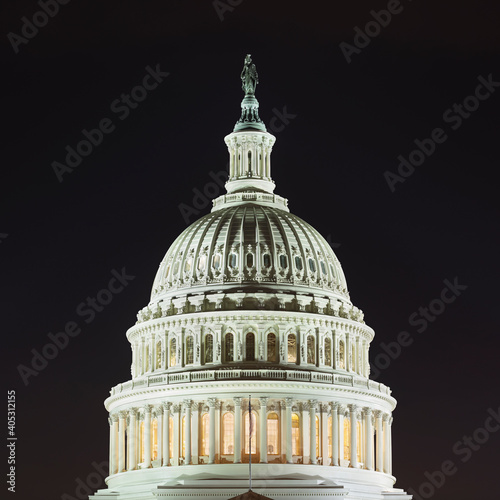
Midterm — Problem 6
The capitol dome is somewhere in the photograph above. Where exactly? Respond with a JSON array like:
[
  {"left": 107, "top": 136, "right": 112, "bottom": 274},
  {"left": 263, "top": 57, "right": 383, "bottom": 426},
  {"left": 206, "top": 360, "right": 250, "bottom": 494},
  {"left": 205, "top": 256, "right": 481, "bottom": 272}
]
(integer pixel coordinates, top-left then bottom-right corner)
[{"left": 91, "top": 55, "right": 411, "bottom": 500}]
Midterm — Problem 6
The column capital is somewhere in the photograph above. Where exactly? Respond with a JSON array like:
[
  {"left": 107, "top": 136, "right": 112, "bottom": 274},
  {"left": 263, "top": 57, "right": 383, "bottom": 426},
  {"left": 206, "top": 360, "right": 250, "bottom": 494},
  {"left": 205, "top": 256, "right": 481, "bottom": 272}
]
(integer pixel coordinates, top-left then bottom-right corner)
[
  {"left": 172, "top": 404, "right": 181, "bottom": 413},
  {"left": 285, "top": 397, "right": 294, "bottom": 408},
  {"left": 183, "top": 399, "right": 193, "bottom": 409},
  {"left": 154, "top": 405, "right": 164, "bottom": 415},
  {"left": 382, "top": 413, "right": 390, "bottom": 422},
  {"left": 320, "top": 403, "right": 330, "bottom": 413},
  {"left": 348, "top": 404, "right": 359, "bottom": 413},
  {"left": 144, "top": 404, "right": 153, "bottom": 413},
  {"left": 363, "top": 407, "right": 373, "bottom": 417},
  {"left": 108, "top": 417, "right": 113, "bottom": 426},
  {"left": 330, "top": 402, "right": 339, "bottom": 411},
  {"left": 162, "top": 402, "right": 172, "bottom": 412},
  {"left": 373, "top": 410, "right": 383, "bottom": 419},
  {"left": 118, "top": 410, "right": 127, "bottom": 419},
  {"left": 111, "top": 413, "right": 119, "bottom": 423},
  {"left": 259, "top": 396, "right": 269, "bottom": 406},
  {"left": 207, "top": 398, "right": 217, "bottom": 408},
  {"left": 233, "top": 397, "right": 242, "bottom": 406},
  {"left": 337, "top": 404, "right": 347, "bottom": 415}
]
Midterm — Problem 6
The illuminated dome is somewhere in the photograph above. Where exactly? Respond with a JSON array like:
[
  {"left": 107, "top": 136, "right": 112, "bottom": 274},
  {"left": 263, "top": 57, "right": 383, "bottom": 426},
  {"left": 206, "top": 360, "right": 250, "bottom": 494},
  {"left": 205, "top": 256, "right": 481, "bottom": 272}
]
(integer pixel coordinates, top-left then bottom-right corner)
[{"left": 91, "top": 55, "right": 411, "bottom": 500}]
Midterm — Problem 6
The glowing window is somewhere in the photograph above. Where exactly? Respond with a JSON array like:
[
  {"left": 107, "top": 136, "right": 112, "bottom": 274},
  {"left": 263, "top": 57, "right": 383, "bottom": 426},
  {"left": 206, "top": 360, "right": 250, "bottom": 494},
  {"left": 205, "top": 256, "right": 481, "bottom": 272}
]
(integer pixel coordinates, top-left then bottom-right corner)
[
  {"left": 152, "top": 418, "right": 158, "bottom": 461},
  {"left": 267, "top": 332, "right": 276, "bottom": 362},
  {"left": 292, "top": 413, "right": 300, "bottom": 455},
  {"left": 181, "top": 416, "right": 186, "bottom": 458},
  {"left": 225, "top": 333, "right": 234, "bottom": 362},
  {"left": 198, "top": 254, "right": 207, "bottom": 271},
  {"left": 201, "top": 413, "right": 209, "bottom": 456},
  {"left": 307, "top": 336, "right": 315, "bottom": 364},
  {"left": 156, "top": 341, "right": 162, "bottom": 370},
  {"left": 204, "top": 334, "right": 213, "bottom": 363},
  {"left": 267, "top": 412, "right": 279, "bottom": 455},
  {"left": 287, "top": 334, "right": 297, "bottom": 363},
  {"left": 344, "top": 418, "right": 350, "bottom": 460},
  {"left": 173, "top": 261, "right": 180, "bottom": 276},
  {"left": 186, "top": 336, "right": 194, "bottom": 365},
  {"left": 244, "top": 411, "right": 257, "bottom": 454},
  {"left": 170, "top": 338, "right": 176, "bottom": 367},
  {"left": 325, "top": 338, "right": 331, "bottom": 366},
  {"left": 222, "top": 413, "right": 234, "bottom": 454},
  {"left": 246, "top": 332, "right": 255, "bottom": 361},
  {"left": 184, "top": 256, "right": 192, "bottom": 273}
]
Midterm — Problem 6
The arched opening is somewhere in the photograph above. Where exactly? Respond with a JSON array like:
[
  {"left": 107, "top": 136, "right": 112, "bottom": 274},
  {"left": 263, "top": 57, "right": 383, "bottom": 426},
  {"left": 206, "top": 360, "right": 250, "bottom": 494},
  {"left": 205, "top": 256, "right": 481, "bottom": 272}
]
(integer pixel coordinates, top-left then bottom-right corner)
[
  {"left": 292, "top": 413, "right": 301, "bottom": 456},
  {"left": 248, "top": 150, "right": 252, "bottom": 173},
  {"left": 288, "top": 333, "right": 297, "bottom": 363},
  {"left": 267, "top": 412, "right": 279, "bottom": 455},
  {"left": 325, "top": 337, "right": 332, "bottom": 366},
  {"left": 169, "top": 416, "right": 174, "bottom": 461},
  {"left": 222, "top": 413, "right": 234, "bottom": 454},
  {"left": 186, "top": 336, "right": 194, "bottom": 365},
  {"left": 204, "top": 334, "right": 213, "bottom": 364},
  {"left": 267, "top": 332, "right": 277, "bottom": 362},
  {"left": 344, "top": 418, "right": 350, "bottom": 461},
  {"left": 225, "top": 332, "right": 234, "bottom": 362},
  {"left": 357, "top": 421, "right": 362, "bottom": 463},
  {"left": 201, "top": 413, "right": 209, "bottom": 456},
  {"left": 307, "top": 335, "right": 315, "bottom": 364},
  {"left": 244, "top": 411, "right": 257, "bottom": 455},
  {"left": 170, "top": 338, "right": 176, "bottom": 367},
  {"left": 315, "top": 415, "right": 320, "bottom": 458},
  {"left": 156, "top": 340, "right": 162, "bottom": 370},
  {"left": 152, "top": 418, "right": 158, "bottom": 461},
  {"left": 245, "top": 332, "right": 255, "bottom": 361}
]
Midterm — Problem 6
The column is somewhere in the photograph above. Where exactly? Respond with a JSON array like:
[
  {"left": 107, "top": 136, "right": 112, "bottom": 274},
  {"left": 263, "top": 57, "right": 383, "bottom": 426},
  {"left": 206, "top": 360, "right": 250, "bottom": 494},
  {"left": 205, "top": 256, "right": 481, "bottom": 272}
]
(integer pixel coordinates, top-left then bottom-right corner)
[
  {"left": 383, "top": 413, "right": 391, "bottom": 474},
  {"left": 259, "top": 397, "right": 268, "bottom": 463},
  {"left": 111, "top": 413, "right": 119, "bottom": 474},
  {"left": 172, "top": 404, "right": 181, "bottom": 466},
  {"left": 118, "top": 411, "right": 126, "bottom": 472},
  {"left": 355, "top": 336, "right": 360, "bottom": 374},
  {"left": 162, "top": 403, "right": 171, "bottom": 466},
  {"left": 234, "top": 397, "right": 242, "bottom": 463},
  {"left": 349, "top": 405, "right": 358, "bottom": 468},
  {"left": 389, "top": 417, "right": 393, "bottom": 474},
  {"left": 375, "top": 411, "right": 383, "bottom": 472},
  {"left": 144, "top": 405, "right": 152, "bottom": 468},
  {"left": 192, "top": 402, "right": 199, "bottom": 465},
  {"left": 338, "top": 405, "right": 345, "bottom": 465},
  {"left": 301, "top": 403, "right": 310, "bottom": 464},
  {"left": 331, "top": 403, "right": 339, "bottom": 466},
  {"left": 309, "top": 400, "right": 317, "bottom": 465},
  {"left": 184, "top": 400, "right": 192, "bottom": 465},
  {"left": 156, "top": 406, "right": 163, "bottom": 465},
  {"left": 108, "top": 417, "right": 115, "bottom": 475},
  {"left": 285, "top": 398, "right": 293, "bottom": 464},
  {"left": 364, "top": 408, "right": 373, "bottom": 470},
  {"left": 128, "top": 408, "right": 137, "bottom": 471},
  {"left": 142, "top": 337, "right": 147, "bottom": 374},
  {"left": 208, "top": 398, "right": 216, "bottom": 464},
  {"left": 321, "top": 404, "right": 328, "bottom": 465}
]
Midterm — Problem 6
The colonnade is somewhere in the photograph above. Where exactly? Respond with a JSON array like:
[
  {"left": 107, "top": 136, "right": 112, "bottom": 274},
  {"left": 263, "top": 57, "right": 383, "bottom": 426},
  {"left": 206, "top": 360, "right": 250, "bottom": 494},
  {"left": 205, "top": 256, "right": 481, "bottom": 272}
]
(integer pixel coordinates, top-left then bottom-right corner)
[{"left": 108, "top": 398, "right": 393, "bottom": 477}]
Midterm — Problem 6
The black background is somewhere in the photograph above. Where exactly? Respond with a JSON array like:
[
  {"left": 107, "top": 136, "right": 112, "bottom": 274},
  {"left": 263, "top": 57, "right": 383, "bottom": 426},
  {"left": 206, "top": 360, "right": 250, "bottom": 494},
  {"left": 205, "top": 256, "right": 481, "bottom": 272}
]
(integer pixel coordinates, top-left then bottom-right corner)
[{"left": 2, "top": 1, "right": 499, "bottom": 499}]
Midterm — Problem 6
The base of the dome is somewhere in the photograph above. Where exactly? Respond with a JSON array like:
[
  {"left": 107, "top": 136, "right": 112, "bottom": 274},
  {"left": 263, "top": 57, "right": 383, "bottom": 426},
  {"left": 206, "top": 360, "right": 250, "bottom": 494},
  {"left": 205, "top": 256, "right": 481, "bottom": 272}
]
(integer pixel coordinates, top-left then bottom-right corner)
[{"left": 90, "top": 464, "right": 412, "bottom": 500}]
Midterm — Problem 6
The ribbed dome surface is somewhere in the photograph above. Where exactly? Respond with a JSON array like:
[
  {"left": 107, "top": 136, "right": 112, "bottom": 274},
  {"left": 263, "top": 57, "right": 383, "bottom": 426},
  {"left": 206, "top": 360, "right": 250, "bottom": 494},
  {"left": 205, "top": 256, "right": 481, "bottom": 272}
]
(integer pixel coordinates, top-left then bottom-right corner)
[{"left": 151, "top": 204, "right": 349, "bottom": 302}]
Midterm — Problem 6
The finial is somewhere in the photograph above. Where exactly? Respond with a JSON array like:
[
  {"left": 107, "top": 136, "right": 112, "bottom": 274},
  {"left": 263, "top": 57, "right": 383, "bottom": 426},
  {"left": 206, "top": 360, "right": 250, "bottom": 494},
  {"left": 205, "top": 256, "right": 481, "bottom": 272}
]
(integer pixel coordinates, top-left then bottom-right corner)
[{"left": 234, "top": 54, "right": 266, "bottom": 132}]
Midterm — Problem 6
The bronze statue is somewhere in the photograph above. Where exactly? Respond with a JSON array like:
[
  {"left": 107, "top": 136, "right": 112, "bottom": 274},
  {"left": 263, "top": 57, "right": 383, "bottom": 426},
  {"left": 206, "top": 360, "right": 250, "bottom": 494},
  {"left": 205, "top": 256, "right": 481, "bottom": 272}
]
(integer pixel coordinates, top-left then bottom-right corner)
[{"left": 241, "top": 54, "right": 258, "bottom": 95}]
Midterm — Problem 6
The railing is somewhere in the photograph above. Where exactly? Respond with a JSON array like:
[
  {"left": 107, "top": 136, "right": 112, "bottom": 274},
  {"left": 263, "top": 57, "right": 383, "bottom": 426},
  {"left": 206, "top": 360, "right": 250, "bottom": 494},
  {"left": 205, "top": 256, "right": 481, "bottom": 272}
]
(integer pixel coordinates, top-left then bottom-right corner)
[{"left": 110, "top": 368, "right": 392, "bottom": 397}]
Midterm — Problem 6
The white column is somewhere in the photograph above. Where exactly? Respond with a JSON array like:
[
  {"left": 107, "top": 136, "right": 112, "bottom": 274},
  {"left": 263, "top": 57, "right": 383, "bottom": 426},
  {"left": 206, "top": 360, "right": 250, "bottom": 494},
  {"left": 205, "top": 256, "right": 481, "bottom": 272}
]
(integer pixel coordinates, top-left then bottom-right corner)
[
  {"left": 331, "top": 403, "right": 339, "bottom": 466},
  {"left": 389, "top": 417, "right": 393, "bottom": 474},
  {"left": 383, "top": 414, "right": 391, "bottom": 474},
  {"left": 108, "top": 417, "right": 115, "bottom": 475},
  {"left": 128, "top": 408, "right": 137, "bottom": 470},
  {"left": 142, "top": 337, "right": 147, "bottom": 374},
  {"left": 192, "top": 402, "right": 199, "bottom": 465},
  {"left": 184, "top": 400, "right": 192, "bottom": 465},
  {"left": 364, "top": 408, "right": 373, "bottom": 470},
  {"left": 338, "top": 405, "right": 345, "bottom": 465},
  {"left": 234, "top": 397, "right": 242, "bottom": 463},
  {"left": 349, "top": 405, "right": 358, "bottom": 468},
  {"left": 156, "top": 406, "right": 163, "bottom": 465},
  {"left": 375, "top": 411, "right": 383, "bottom": 472},
  {"left": 301, "top": 402, "right": 310, "bottom": 464},
  {"left": 309, "top": 400, "right": 317, "bottom": 465},
  {"left": 208, "top": 398, "right": 216, "bottom": 464},
  {"left": 285, "top": 398, "right": 293, "bottom": 464},
  {"left": 162, "top": 403, "right": 171, "bottom": 466},
  {"left": 355, "top": 336, "right": 360, "bottom": 374},
  {"left": 172, "top": 404, "right": 180, "bottom": 466},
  {"left": 259, "top": 397, "right": 268, "bottom": 463},
  {"left": 118, "top": 411, "right": 126, "bottom": 472},
  {"left": 143, "top": 405, "right": 152, "bottom": 468},
  {"left": 321, "top": 404, "right": 328, "bottom": 465}
]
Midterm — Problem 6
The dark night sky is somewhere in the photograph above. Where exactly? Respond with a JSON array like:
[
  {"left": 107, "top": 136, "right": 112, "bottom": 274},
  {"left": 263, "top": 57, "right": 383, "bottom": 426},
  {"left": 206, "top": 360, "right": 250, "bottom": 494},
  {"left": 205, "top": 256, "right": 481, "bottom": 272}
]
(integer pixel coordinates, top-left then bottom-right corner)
[{"left": 2, "top": 1, "right": 499, "bottom": 499}]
